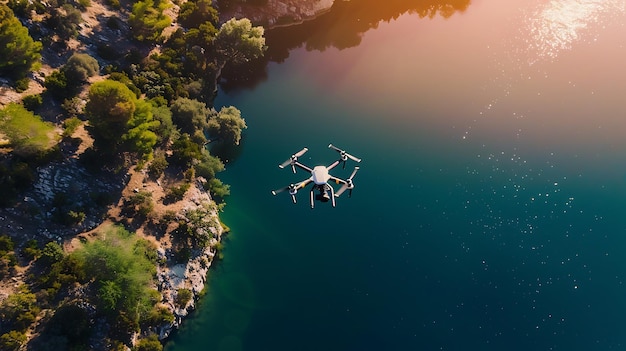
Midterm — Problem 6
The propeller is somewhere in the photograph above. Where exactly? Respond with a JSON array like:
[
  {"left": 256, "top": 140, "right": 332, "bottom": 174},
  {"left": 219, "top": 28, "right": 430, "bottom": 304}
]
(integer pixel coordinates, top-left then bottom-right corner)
[
  {"left": 272, "top": 184, "right": 298, "bottom": 203},
  {"left": 335, "top": 166, "right": 359, "bottom": 197},
  {"left": 328, "top": 144, "right": 361, "bottom": 169},
  {"left": 279, "top": 147, "right": 308, "bottom": 173},
  {"left": 272, "top": 179, "right": 311, "bottom": 204}
]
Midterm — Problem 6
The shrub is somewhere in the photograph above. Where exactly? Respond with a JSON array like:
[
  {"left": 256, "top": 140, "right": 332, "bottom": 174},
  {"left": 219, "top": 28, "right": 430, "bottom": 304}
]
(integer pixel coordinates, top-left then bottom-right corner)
[
  {"left": 44, "top": 70, "right": 68, "bottom": 98},
  {"left": 208, "top": 178, "right": 229, "bottom": 200},
  {"left": 175, "top": 288, "right": 192, "bottom": 308},
  {"left": 64, "top": 53, "right": 99, "bottom": 83},
  {"left": 148, "top": 151, "right": 168, "bottom": 178},
  {"left": 62, "top": 116, "right": 81, "bottom": 137},
  {"left": 22, "top": 94, "right": 43, "bottom": 111},
  {"left": 135, "top": 334, "right": 163, "bottom": 351},
  {"left": 14, "top": 77, "right": 30, "bottom": 92},
  {"left": 22, "top": 239, "right": 41, "bottom": 260},
  {"left": 126, "top": 191, "right": 154, "bottom": 216},
  {"left": 166, "top": 182, "right": 190, "bottom": 202}
]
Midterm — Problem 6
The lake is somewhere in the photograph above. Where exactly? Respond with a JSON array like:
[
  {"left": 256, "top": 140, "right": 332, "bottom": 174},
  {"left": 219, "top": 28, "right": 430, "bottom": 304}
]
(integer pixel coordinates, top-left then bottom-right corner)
[{"left": 165, "top": 0, "right": 626, "bottom": 350}]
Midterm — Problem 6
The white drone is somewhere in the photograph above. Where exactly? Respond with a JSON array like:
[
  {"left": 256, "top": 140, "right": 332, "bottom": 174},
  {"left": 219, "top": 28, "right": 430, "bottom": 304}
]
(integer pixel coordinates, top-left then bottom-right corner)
[{"left": 272, "top": 144, "right": 361, "bottom": 208}]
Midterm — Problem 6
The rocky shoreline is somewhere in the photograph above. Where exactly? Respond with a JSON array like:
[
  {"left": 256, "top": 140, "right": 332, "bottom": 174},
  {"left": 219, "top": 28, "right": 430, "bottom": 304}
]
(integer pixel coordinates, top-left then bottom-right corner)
[{"left": 220, "top": 0, "right": 335, "bottom": 28}]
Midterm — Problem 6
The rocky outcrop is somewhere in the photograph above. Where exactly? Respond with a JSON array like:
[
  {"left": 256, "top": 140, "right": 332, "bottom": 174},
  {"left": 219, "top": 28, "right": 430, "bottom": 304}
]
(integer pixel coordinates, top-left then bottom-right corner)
[
  {"left": 220, "top": 0, "right": 335, "bottom": 28},
  {"left": 153, "top": 181, "right": 225, "bottom": 340}
]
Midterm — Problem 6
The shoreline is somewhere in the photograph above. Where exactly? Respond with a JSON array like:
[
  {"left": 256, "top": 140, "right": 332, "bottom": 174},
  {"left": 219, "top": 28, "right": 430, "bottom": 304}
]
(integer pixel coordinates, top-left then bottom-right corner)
[{"left": 219, "top": 0, "right": 335, "bottom": 29}]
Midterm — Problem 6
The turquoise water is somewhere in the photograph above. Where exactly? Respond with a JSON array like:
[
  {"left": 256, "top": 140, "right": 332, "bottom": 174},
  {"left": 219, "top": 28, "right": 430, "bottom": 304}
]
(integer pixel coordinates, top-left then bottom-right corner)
[{"left": 166, "top": 1, "right": 626, "bottom": 350}]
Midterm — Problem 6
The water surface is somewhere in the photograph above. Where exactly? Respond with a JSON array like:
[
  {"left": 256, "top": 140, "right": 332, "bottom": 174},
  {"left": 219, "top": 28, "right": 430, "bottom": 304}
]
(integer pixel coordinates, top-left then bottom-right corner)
[{"left": 166, "top": 1, "right": 626, "bottom": 350}]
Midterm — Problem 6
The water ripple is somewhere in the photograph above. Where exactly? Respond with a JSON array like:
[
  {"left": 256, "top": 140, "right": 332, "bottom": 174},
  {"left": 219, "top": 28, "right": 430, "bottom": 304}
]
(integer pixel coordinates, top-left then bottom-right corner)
[{"left": 525, "top": 0, "right": 625, "bottom": 63}]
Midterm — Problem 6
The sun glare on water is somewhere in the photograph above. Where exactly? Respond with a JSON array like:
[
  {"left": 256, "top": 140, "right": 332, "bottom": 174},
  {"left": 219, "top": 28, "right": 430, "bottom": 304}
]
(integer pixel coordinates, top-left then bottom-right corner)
[{"left": 525, "top": 0, "right": 625, "bottom": 63}]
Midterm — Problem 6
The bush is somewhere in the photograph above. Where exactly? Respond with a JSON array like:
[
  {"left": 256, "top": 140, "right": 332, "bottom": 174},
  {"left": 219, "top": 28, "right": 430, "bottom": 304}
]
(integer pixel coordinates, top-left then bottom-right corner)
[
  {"left": 165, "top": 182, "right": 189, "bottom": 202},
  {"left": 135, "top": 334, "right": 163, "bottom": 351},
  {"left": 148, "top": 152, "right": 168, "bottom": 178},
  {"left": 64, "top": 53, "right": 99, "bottom": 83},
  {"left": 14, "top": 77, "right": 30, "bottom": 92},
  {"left": 126, "top": 191, "right": 154, "bottom": 216},
  {"left": 175, "top": 288, "right": 192, "bottom": 308},
  {"left": 22, "top": 94, "right": 43, "bottom": 111},
  {"left": 45, "top": 70, "right": 68, "bottom": 98},
  {"left": 62, "top": 116, "right": 82, "bottom": 137},
  {"left": 22, "top": 239, "right": 41, "bottom": 261}
]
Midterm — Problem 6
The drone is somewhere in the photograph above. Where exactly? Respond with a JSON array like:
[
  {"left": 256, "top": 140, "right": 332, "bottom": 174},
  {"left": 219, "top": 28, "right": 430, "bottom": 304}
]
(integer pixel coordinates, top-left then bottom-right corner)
[{"left": 272, "top": 144, "right": 361, "bottom": 208}]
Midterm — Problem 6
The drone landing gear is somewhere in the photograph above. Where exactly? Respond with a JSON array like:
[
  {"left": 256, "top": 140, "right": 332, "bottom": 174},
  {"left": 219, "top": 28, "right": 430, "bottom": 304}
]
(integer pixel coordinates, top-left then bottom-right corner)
[{"left": 310, "top": 185, "right": 335, "bottom": 208}]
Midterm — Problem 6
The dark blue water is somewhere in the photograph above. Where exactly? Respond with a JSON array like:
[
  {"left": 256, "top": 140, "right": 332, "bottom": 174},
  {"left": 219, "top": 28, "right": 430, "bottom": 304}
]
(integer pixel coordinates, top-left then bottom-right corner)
[{"left": 166, "top": 1, "right": 626, "bottom": 350}]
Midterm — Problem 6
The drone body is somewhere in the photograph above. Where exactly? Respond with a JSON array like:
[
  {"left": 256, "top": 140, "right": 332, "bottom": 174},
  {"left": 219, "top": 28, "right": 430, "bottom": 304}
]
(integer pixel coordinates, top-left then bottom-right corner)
[{"left": 272, "top": 144, "right": 361, "bottom": 208}]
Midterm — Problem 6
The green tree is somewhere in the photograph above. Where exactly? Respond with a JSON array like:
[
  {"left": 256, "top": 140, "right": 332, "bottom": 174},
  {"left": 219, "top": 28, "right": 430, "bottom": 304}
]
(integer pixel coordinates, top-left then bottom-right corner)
[
  {"left": 124, "top": 99, "right": 159, "bottom": 159},
  {"left": 85, "top": 79, "right": 137, "bottom": 149},
  {"left": 170, "top": 133, "right": 203, "bottom": 167},
  {"left": 170, "top": 97, "right": 210, "bottom": 136},
  {"left": 152, "top": 104, "right": 177, "bottom": 144},
  {"left": 86, "top": 79, "right": 158, "bottom": 158},
  {"left": 135, "top": 334, "right": 163, "bottom": 351},
  {"left": 178, "top": 0, "right": 219, "bottom": 29},
  {"left": 0, "top": 4, "right": 42, "bottom": 79},
  {"left": 129, "top": 0, "right": 172, "bottom": 42},
  {"left": 194, "top": 153, "right": 224, "bottom": 179},
  {"left": 207, "top": 105, "right": 247, "bottom": 145},
  {"left": 214, "top": 18, "right": 266, "bottom": 73},
  {"left": 0, "top": 103, "right": 58, "bottom": 157},
  {"left": 41, "top": 241, "right": 64, "bottom": 265},
  {"left": 0, "top": 330, "right": 26, "bottom": 351},
  {"left": 207, "top": 177, "right": 229, "bottom": 199}
]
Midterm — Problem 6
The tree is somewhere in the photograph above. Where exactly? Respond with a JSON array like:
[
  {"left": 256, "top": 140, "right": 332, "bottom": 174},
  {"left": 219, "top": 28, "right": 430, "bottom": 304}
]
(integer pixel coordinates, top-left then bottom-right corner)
[
  {"left": 178, "top": 0, "right": 218, "bottom": 29},
  {"left": 86, "top": 80, "right": 136, "bottom": 146},
  {"left": 129, "top": 0, "right": 172, "bottom": 42},
  {"left": 169, "top": 98, "right": 210, "bottom": 136},
  {"left": 207, "top": 105, "right": 246, "bottom": 145},
  {"left": 214, "top": 18, "right": 266, "bottom": 72},
  {"left": 85, "top": 79, "right": 158, "bottom": 159},
  {"left": 124, "top": 99, "right": 159, "bottom": 159},
  {"left": 0, "top": 330, "right": 26, "bottom": 351},
  {"left": 0, "top": 4, "right": 42, "bottom": 79},
  {"left": 135, "top": 334, "right": 163, "bottom": 351}
]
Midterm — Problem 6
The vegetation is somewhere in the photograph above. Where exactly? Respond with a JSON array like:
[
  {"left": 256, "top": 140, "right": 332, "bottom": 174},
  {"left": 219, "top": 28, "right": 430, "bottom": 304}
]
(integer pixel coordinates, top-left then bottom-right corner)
[
  {"left": 215, "top": 18, "right": 266, "bottom": 72},
  {"left": 46, "top": 4, "right": 83, "bottom": 41},
  {"left": 208, "top": 105, "right": 247, "bottom": 145},
  {"left": 0, "top": 4, "right": 42, "bottom": 81},
  {"left": 64, "top": 53, "right": 99, "bottom": 83},
  {"left": 0, "top": 0, "right": 268, "bottom": 347},
  {"left": 85, "top": 79, "right": 158, "bottom": 159},
  {"left": 0, "top": 103, "right": 58, "bottom": 158},
  {"left": 175, "top": 288, "right": 192, "bottom": 307},
  {"left": 129, "top": 0, "right": 172, "bottom": 42}
]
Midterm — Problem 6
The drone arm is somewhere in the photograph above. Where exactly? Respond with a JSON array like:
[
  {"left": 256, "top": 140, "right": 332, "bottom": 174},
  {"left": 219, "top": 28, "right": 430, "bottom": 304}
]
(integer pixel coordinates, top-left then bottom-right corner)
[
  {"left": 326, "top": 159, "right": 341, "bottom": 171},
  {"left": 294, "top": 161, "right": 313, "bottom": 173}
]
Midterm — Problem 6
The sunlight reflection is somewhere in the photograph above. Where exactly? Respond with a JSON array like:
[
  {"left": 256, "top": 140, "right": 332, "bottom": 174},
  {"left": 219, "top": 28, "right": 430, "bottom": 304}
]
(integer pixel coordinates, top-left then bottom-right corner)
[{"left": 525, "top": 0, "right": 625, "bottom": 63}]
